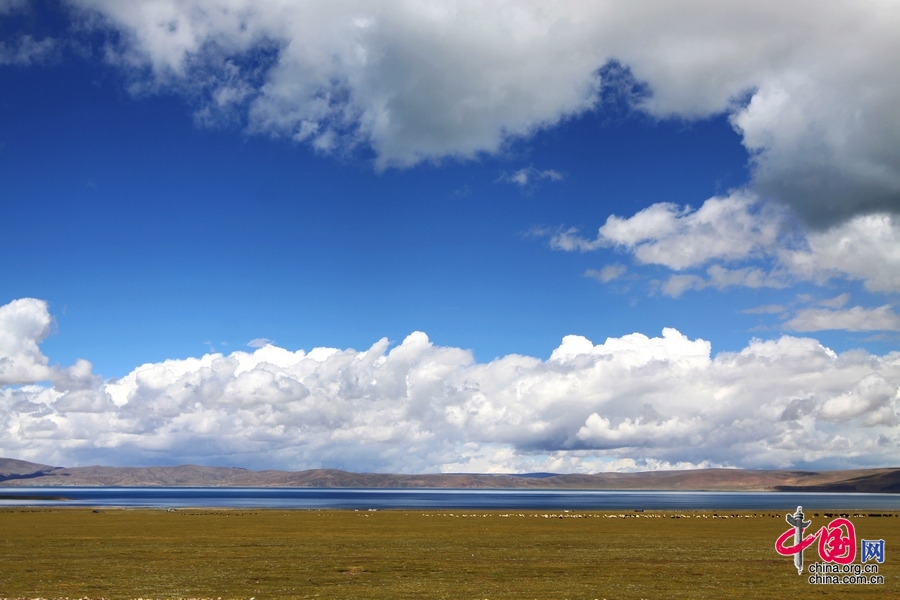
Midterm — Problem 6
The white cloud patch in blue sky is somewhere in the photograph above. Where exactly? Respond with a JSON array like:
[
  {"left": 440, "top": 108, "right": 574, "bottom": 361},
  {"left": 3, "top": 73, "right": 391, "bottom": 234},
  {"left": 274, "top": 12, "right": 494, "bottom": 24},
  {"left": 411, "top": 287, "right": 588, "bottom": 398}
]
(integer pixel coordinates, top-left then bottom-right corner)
[
  {"left": 0, "top": 298, "right": 53, "bottom": 385},
  {"left": 550, "top": 192, "right": 782, "bottom": 266},
  {"left": 785, "top": 305, "right": 900, "bottom": 333},
  {"left": 499, "top": 167, "right": 564, "bottom": 188},
  {"left": 549, "top": 193, "right": 900, "bottom": 306},
  {"left": 0, "top": 0, "right": 57, "bottom": 64},
  {"left": 584, "top": 264, "right": 626, "bottom": 284},
  {"left": 0, "top": 34, "right": 57, "bottom": 65}
]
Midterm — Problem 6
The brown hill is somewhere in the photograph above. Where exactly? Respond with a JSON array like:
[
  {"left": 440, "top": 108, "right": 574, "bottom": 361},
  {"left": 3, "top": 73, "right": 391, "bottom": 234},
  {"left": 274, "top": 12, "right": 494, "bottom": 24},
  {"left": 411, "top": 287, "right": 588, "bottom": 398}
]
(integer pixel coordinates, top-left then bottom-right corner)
[
  {"left": 775, "top": 469, "right": 900, "bottom": 493},
  {"left": 0, "top": 458, "right": 57, "bottom": 482},
  {"left": 1, "top": 458, "right": 897, "bottom": 491}
]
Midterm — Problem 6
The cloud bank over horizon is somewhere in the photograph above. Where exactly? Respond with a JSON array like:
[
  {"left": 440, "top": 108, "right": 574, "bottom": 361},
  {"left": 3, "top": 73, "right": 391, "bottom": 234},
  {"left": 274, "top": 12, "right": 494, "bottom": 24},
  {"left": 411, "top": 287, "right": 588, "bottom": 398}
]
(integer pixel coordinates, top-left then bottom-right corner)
[
  {"left": 2, "top": 299, "right": 899, "bottom": 473},
  {"left": 21, "top": 0, "right": 892, "bottom": 226}
]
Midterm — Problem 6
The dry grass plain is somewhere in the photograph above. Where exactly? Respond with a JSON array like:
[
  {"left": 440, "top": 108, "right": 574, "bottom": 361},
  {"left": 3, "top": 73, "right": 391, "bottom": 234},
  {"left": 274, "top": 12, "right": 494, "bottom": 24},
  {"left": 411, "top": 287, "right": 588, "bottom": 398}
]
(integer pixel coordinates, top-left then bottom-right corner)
[{"left": 0, "top": 507, "right": 896, "bottom": 599}]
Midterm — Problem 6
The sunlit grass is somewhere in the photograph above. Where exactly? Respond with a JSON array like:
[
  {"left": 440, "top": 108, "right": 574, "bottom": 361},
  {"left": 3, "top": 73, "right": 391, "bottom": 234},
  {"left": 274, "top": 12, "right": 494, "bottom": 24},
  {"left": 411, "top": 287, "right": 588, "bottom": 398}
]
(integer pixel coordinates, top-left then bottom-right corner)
[{"left": 0, "top": 508, "right": 896, "bottom": 598}]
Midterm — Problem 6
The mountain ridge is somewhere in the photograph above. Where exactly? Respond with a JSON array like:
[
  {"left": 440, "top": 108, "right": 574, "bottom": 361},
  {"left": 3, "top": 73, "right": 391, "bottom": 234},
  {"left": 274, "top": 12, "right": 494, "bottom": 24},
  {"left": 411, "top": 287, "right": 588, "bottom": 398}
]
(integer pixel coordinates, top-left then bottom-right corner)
[{"left": 3, "top": 458, "right": 899, "bottom": 492}]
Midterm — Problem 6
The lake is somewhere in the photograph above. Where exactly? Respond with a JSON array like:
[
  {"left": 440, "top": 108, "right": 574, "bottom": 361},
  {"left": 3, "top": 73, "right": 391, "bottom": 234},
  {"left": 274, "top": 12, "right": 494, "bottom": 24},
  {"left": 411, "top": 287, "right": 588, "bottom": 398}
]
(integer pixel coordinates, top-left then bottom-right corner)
[{"left": 2, "top": 487, "right": 900, "bottom": 510}]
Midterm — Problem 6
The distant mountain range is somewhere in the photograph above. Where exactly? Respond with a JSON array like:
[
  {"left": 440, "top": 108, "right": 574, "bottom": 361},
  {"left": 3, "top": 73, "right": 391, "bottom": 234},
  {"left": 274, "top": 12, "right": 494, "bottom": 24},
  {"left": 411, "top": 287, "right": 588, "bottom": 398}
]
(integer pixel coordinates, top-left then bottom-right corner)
[{"left": 2, "top": 457, "right": 899, "bottom": 492}]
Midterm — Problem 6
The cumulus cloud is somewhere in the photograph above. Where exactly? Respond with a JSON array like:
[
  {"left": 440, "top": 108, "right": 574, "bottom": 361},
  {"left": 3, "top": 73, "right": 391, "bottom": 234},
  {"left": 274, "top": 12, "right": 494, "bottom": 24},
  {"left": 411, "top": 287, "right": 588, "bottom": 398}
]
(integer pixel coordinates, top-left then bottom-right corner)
[
  {"left": 552, "top": 192, "right": 784, "bottom": 268},
  {"left": 557, "top": 192, "right": 900, "bottom": 303},
  {"left": 47, "top": 0, "right": 897, "bottom": 222},
  {"left": 0, "top": 298, "right": 54, "bottom": 385},
  {"left": 3, "top": 298, "right": 900, "bottom": 472},
  {"left": 69, "top": 0, "right": 607, "bottom": 169},
  {"left": 556, "top": 192, "right": 795, "bottom": 297},
  {"left": 818, "top": 375, "right": 898, "bottom": 427},
  {"left": 780, "top": 213, "right": 900, "bottom": 293}
]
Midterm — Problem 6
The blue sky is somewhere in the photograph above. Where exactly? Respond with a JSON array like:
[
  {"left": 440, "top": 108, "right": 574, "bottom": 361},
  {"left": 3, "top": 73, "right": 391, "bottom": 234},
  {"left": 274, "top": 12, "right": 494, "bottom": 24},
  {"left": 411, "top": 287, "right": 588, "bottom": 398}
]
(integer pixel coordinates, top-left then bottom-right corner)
[
  {"left": 4, "top": 49, "right": 756, "bottom": 376},
  {"left": 1, "top": 1, "right": 899, "bottom": 473}
]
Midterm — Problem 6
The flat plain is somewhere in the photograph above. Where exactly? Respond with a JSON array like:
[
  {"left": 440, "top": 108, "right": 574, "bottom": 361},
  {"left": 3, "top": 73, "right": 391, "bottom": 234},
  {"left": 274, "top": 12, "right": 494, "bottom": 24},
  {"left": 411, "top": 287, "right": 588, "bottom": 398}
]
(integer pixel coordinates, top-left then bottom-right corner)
[{"left": 0, "top": 508, "right": 896, "bottom": 599}]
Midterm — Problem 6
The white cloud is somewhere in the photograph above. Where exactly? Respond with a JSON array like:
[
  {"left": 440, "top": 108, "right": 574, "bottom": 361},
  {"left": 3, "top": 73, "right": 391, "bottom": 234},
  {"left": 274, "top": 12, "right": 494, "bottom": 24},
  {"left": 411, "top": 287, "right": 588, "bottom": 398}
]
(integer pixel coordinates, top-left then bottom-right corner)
[
  {"left": 585, "top": 264, "right": 626, "bottom": 284},
  {"left": 71, "top": 0, "right": 608, "bottom": 169},
  {"left": 818, "top": 375, "right": 897, "bottom": 427},
  {"left": 551, "top": 193, "right": 900, "bottom": 299},
  {"left": 548, "top": 227, "right": 604, "bottom": 253},
  {"left": 246, "top": 338, "right": 273, "bottom": 348},
  {"left": 0, "top": 298, "right": 53, "bottom": 385},
  {"left": 499, "top": 167, "right": 564, "bottom": 187},
  {"left": 659, "top": 264, "right": 787, "bottom": 297},
  {"left": 3, "top": 299, "right": 900, "bottom": 472},
  {"left": 0, "top": 35, "right": 58, "bottom": 66},
  {"left": 819, "top": 294, "right": 850, "bottom": 309},
  {"left": 604, "top": 195, "right": 785, "bottom": 269},
  {"left": 1, "top": 1, "right": 57, "bottom": 64},
  {"left": 659, "top": 274, "right": 706, "bottom": 298},
  {"left": 741, "top": 304, "right": 786, "bottom": 315},
  {"left": 553, "top": 192, "right": 784, "bottom": 269},
  {"left": 780, "top": 213, "right": 900, "bottom": 293},
  {"left": 785, "top": 305, "right": 900, "bottom": 333},
  {"left": 55, "top": 0, "right": 900, "bottom": 222},
  {"left": 704, "top": 264, "right": 784, "bottom": 290}
]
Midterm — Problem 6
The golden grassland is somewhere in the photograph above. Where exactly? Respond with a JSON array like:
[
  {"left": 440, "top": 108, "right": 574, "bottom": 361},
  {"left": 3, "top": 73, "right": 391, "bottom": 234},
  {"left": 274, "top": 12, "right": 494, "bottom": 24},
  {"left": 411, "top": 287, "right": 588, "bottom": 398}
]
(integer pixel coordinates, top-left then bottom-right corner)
[{"left": 0, "top": 507, "right": 897, "bottom": 599}]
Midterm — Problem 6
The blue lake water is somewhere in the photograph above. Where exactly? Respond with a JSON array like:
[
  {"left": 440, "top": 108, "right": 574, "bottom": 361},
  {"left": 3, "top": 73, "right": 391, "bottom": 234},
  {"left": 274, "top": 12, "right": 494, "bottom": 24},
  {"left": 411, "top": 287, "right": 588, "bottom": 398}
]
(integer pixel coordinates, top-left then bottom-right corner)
[{"left": 2, "top": 487, "right": 900, "bottom": 510}]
